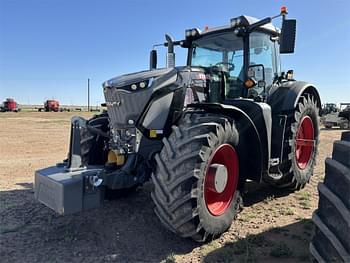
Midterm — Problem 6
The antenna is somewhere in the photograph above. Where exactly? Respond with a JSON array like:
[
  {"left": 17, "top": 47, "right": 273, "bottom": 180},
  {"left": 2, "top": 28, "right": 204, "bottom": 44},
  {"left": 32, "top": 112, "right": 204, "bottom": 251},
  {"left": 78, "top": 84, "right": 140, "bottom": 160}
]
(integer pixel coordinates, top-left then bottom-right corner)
[{"left": 87, "top": 78, "right": 90, "bottom": 112}]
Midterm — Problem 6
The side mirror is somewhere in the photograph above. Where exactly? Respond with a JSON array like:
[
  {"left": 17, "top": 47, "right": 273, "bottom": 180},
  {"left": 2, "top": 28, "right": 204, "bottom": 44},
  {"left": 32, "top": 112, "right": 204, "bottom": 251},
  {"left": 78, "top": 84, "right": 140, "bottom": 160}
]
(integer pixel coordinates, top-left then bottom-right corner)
[
  {"left": 247, "top": 64, "right": 265, "bottom": 81},
  {"left": 150, "top": 50, "right": 157, "bottom": 70},
  {"left": 280, "top": 19, "right": 296, "bottom": 53},
  {"left": 245, "top": 64, "right": 265, "bottom": 89}
]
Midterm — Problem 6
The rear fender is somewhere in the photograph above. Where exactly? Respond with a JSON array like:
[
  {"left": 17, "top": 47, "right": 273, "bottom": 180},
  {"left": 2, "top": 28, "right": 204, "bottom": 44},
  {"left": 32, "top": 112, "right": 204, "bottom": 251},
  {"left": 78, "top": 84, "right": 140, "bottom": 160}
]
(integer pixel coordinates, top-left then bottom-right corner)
[
  {"left": 188, "top": 103, "right": 263, "bottom": 183},
  {"left": 268, "top": 81, "right": 321, "bottom": 115}
]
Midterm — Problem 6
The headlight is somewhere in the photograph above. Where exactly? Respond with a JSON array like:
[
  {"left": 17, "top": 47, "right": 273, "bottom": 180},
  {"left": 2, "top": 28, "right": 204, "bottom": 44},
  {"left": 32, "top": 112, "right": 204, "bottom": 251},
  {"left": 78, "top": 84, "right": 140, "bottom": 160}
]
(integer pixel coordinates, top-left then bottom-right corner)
[
  {"left": 139, "top": 81, "right": 146, "bottom": 88},
  {"left": 124, "top": 78, "right": 153, "bottom": 92}
]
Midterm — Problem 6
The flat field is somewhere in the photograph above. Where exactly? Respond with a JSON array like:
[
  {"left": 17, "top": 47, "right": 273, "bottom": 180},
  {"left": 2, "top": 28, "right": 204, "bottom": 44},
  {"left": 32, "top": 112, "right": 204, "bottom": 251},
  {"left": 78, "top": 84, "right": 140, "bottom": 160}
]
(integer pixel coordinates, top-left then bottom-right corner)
[{"left": 0, "top": 112, "right": 344, "bottom": 263}]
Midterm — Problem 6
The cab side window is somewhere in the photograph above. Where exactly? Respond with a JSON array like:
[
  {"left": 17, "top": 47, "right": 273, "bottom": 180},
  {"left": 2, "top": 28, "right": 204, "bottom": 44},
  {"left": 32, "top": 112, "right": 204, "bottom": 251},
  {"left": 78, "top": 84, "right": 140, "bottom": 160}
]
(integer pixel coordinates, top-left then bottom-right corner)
[{"left": 249, "top": 32, "right": 276, "bottom": 94}]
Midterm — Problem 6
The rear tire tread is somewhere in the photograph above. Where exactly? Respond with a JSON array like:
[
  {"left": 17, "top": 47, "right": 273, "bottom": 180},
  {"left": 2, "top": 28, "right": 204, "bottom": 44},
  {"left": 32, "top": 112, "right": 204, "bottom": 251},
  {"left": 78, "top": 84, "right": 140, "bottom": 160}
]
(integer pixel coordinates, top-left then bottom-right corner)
[{"left": 310, "top": 131, "right": 350, "bottom": 262}]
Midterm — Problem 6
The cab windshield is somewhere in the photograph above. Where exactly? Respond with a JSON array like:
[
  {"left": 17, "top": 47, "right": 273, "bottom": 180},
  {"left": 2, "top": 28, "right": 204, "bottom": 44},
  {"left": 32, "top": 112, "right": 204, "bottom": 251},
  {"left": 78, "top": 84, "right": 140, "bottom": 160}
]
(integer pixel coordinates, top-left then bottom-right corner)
[
  {"left": 191, "top": 32, "right": 244, "bottom": 78},
  {"left": 190, "top": 32, "right": 244, "bottom": 99}
]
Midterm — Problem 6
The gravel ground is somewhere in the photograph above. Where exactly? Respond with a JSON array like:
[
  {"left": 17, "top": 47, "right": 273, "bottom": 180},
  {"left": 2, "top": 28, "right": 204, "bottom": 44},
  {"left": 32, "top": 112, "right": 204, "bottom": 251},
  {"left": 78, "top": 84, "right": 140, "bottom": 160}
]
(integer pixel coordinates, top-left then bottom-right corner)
[{"left": 0, "top": 112, "right": 344, "bottom": 262}]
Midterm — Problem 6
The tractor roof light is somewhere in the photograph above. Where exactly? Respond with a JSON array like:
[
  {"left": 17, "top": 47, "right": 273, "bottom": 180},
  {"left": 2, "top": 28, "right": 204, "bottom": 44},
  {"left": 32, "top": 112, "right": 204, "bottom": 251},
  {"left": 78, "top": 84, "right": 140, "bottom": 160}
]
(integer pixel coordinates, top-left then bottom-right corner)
[
  {"left": 230, "top": 17, "right": 242, "bottom": 28},
  {"left": 185, "top": 28, "right": 201, "bottom": 39},
  {"left": 286, "top": 70, "right": 294, "bottom": 80},
  {"left": 234, "top": 27, "right": 244, "bottom": 36}
]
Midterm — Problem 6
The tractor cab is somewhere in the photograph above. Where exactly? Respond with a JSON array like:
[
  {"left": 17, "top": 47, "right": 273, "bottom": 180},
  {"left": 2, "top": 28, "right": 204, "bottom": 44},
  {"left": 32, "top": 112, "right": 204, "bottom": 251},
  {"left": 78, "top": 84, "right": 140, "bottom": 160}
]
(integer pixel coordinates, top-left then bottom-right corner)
[
  {"left": 187, "top": 24, "right": 279, "bottom": 102},
  {"left": 150, "top": 7, "right": 296, "bottom": 104}
]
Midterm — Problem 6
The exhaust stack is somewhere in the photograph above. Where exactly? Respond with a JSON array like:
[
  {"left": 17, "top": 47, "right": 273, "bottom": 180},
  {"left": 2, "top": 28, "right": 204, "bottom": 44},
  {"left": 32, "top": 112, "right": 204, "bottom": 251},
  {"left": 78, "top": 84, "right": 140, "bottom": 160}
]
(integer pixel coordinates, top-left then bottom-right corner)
[{"left": 165, "top": 34, "right": 175, "bottom": 68}]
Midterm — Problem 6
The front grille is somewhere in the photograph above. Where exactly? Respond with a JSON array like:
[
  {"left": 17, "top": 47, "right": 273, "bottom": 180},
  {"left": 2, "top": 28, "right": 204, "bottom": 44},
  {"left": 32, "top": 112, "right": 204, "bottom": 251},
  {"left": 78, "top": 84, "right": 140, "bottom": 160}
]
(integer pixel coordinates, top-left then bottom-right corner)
[{"left": 104, "top": 87, "right": 153, "bottom": 129}]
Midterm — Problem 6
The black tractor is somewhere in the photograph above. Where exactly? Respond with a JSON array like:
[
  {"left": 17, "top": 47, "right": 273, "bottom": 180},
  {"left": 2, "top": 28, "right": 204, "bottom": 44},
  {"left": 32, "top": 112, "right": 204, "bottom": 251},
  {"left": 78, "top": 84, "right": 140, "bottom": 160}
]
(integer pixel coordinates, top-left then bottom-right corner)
[
  {"left": 321, "top": 103, "right": 338, "bottom": 116},
  {"left": 35, "top": 7, "right": 321, "bottom": 242}
]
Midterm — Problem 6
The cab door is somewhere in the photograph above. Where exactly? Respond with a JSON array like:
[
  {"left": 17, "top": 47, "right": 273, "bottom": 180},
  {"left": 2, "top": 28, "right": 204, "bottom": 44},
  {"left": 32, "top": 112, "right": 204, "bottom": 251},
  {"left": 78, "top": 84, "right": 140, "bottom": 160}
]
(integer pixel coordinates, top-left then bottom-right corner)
[{"left": 248, "top": 32, "right": 279, "bottom": 97}]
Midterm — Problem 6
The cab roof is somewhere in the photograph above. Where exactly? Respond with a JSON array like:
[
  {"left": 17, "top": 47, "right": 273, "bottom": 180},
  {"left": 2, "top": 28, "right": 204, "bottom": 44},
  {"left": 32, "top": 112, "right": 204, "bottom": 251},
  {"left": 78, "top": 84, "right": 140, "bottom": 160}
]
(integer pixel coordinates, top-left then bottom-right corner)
[{"left": 201, "top": 15, "right": 279, "bottom": 36}]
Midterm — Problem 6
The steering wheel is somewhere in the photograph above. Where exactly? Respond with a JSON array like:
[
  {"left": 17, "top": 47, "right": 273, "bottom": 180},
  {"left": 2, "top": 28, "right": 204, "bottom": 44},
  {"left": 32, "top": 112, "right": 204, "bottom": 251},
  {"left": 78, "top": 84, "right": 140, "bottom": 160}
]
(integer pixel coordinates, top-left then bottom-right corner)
[{"left": 215, "top": 62, "right": 235, "bottom": 72}]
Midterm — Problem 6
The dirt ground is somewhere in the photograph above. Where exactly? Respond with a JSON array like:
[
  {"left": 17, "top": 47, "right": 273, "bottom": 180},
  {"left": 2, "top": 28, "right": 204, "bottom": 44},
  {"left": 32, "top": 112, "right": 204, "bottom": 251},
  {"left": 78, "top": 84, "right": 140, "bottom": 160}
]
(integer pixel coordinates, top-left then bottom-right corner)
[{"left": 0, "top": 112, "right": 344, "bottom": 263}]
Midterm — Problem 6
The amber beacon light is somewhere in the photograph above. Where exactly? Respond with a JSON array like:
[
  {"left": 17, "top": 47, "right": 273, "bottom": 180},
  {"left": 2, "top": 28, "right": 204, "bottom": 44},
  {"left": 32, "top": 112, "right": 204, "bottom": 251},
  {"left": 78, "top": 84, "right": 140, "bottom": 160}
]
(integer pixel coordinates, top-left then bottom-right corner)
[{"left": 280, "top": 6, "right": 288, "bottom": 15}]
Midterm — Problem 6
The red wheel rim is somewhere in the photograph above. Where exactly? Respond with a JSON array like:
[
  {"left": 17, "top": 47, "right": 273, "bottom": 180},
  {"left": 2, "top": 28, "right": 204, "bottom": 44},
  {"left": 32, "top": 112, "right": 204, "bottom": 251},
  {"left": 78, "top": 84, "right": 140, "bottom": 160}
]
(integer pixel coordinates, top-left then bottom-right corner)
[
  {"left": 204, "top": 144, "right": 239, "bottom": 216},
  {"left": 295, "top": 116, "right": 315, "bottom": 170}
]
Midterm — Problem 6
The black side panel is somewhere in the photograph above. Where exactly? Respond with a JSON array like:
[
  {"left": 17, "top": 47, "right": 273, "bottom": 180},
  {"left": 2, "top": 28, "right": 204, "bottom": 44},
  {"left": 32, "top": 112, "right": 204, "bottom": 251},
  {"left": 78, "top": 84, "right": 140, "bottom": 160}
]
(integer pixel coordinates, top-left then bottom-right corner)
[
  {"left": 137, "top": 72, "right": 184, "bottom": 140},
  {"left": 226, "top": 100, "right": 269, "bottom": 172},
  {"left": 189, "top": 103, "right": 263, "bottom": 183},
  {"left": 270, "top": 114, "right": 287, "bottom": 160}
]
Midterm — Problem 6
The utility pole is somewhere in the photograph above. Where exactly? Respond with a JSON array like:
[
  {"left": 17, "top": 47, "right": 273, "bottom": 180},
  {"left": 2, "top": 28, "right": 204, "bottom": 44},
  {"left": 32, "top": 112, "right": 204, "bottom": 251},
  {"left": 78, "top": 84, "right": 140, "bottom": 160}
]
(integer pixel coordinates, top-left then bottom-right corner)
[{"left": 87, "top": 78, "right": 90, "bottom": 112}]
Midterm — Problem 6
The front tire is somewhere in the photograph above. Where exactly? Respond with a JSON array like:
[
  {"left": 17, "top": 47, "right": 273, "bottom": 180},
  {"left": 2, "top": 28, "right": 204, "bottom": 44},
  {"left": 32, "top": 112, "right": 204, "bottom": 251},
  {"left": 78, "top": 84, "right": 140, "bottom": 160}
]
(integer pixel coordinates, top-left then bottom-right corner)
[
  {"left": 80, "top": 113, "right": 109, "bottom": 165},
  {"left": 151, "top": 113, "right": 242, "bottom": 242},
  {"left": 340, "top": 121, "right": 350, "bottom": 129}
]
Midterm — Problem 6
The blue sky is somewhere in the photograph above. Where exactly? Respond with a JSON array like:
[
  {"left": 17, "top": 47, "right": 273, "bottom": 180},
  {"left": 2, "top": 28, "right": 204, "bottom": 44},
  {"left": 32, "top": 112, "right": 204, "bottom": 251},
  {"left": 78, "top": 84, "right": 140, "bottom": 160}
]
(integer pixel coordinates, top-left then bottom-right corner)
[{"left": 0, "top": 0, "right": 349, "bottom": 105}]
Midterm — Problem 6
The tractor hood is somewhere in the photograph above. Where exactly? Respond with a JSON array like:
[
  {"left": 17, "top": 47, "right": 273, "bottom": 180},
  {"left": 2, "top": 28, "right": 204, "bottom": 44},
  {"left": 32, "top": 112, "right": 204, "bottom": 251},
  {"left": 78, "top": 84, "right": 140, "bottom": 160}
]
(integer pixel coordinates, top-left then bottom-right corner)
[
  {"left": 102, "top": 66, "right": 207, "bottom": 130},
  {"left": 103, "top": 68, "right": 174, "bottom": 88},
  {"left": 102, "top": 67, "right": 181, "bottom": 133}
]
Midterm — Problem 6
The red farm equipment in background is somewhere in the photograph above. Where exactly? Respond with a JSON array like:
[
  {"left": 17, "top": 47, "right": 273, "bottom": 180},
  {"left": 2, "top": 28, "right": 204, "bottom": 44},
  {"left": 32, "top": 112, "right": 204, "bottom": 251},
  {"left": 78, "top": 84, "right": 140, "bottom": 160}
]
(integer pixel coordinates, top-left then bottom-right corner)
[
  {"left": 38, "top": 100, "right": 60, "bottom": 112},
  {"left": 0, "top": 98, "right": 20, "bottom": 112}
]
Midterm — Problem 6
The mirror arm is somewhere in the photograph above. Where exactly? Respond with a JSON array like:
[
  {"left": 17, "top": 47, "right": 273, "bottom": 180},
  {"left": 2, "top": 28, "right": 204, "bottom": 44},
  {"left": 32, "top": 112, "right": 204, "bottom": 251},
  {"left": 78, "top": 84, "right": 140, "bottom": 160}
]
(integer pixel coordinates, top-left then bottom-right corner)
[
  {"left": 247, "top": 17, "right": 272, "bottom": 33},
  {"left": 153, "top": 40, "right": 184, "bottom": 50},
  {"left": 164, "top": 40, "right": 183, "bottom": 47},
  {"left": 152, "top": 43, "right": 164, "bottom": 49},
  {"left": 247, "top": 8, "right": 287, "bottom": 33}
]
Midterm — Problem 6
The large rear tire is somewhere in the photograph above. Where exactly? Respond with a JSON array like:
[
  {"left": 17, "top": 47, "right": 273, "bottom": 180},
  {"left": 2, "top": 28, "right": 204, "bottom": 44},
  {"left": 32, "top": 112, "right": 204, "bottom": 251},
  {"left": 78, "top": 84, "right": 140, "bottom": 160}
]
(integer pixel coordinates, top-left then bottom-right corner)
[
  {"left": 267, "top": 94, "right": 320, "bottom": 189},
  {"left": 151, "top": 113, "right": 242, "bottom": 242}
]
